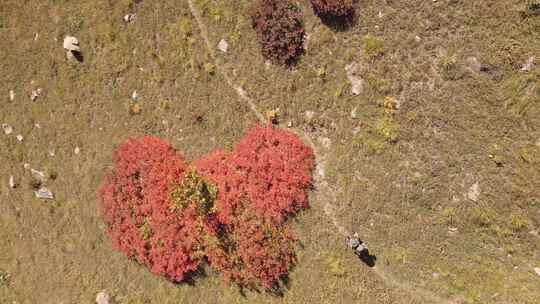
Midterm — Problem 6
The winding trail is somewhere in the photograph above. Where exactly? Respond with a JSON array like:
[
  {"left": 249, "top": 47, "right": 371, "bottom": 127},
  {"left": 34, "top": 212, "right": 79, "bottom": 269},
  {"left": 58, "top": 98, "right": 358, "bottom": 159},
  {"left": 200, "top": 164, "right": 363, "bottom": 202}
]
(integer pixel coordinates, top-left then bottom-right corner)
[{"left": 186, "top": 1, "right": 461, "bottom": 303}]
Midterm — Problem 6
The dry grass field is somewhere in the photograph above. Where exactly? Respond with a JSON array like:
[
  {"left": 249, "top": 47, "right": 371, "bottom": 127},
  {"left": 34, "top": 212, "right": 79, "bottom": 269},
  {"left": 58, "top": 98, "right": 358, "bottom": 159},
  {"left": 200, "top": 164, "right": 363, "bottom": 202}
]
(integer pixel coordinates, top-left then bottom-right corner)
[{"left": 1, "top": 0, "right": 539, "bottom": 303}]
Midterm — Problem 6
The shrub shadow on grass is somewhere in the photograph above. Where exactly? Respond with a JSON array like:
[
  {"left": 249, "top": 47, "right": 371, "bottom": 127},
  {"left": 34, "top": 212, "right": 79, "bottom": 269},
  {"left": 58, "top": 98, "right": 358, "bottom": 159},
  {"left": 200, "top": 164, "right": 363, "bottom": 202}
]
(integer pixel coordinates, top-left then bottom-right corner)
[
  {"left": 356, "top": 249, "right": 376, "bottom": 267},
  {"left": 316, "top": 12, "right": 356, "bottom": 32}
]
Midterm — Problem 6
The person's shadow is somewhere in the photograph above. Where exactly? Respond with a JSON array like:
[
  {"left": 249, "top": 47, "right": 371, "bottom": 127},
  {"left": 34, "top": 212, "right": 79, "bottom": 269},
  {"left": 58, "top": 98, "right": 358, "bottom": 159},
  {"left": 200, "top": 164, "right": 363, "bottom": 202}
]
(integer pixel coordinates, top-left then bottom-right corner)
[{"left": 356, "top": 248, "right": 377, "bottom": 267}]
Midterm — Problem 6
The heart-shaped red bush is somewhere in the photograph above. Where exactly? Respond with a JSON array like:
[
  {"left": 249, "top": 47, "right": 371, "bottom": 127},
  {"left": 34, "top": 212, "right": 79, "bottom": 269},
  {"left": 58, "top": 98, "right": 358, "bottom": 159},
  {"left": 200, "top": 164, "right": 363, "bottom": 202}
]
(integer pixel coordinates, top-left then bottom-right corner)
[{"left": 99, "top": 124, "right": 315, "bottom": 290}]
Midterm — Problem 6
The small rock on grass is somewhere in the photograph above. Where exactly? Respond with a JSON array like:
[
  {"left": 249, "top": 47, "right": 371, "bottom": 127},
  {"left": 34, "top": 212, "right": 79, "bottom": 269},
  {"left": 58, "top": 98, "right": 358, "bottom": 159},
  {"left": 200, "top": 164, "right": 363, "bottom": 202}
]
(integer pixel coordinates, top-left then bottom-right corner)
[
  {"left": 467, "top": 182, "right": 480, "bottom": 202},
  {"left": 534, "top": 267, "right": 540, "bottom": 277},
  {"left": 35, "top": 187, "right": 54, "bottom": 200},
  {"left": 345, "top": 62, "right": 364, "bottom": 96},
  {"left": 123, "top": 13, "right": 136, "bottom": 23},
  {"left": 9, "top": 176, "right": 16, "bottom": 188},
  {"left": 521, "top": 56, "right": 535, "bottom": 72},
  {"left": 9, "top": 90, "right": 15, "bottom": 101},
  {"left": 63, "top": 36, "right": 80, "bottom": 52},
  {"left": 2, "top": 124, "right": 13, "bottom": 135},
  {"left": 74, "top": 146, "right": 80, "bottom": 155},
  {"left": 217, "top": 39, "right": 228, "bottom": 53},
  {"left": 31, "top": 88, "right": 42, "bottom": 101},
  {"left": 96, "top": 290, "right": 110, "bottom": 304},
  {"left": 16, "top": 134, "right": 23, "bottom": 142}
]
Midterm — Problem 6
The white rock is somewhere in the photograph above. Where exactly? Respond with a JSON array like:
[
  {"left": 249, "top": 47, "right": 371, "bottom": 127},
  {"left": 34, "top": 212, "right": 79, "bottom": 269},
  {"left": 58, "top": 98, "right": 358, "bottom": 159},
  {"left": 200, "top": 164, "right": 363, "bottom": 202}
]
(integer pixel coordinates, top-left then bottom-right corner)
[
  {"left": 9, "top": 90, "right": 15, "bottom": 101},
  {"left": 35, "top": 187, "right": 54, "bottom": 200},
  {"left": 351, "top": 107, "right": 357, "bottom": 119},
  {"left": 287, "top": 121, "right": 293, "bottom": 128},
  {"left": 16, "top": 134, "right": 23, "bottom": 142},
  {"left": 2, "top": 124, "right": 13, "bottom": 135},
  {"left": 521, "top": 56, "right": 535, "bottom": 72},
  {"left": 63, "top": 36, "right": 80, "bottom": 52},
  {"left": 131, "top": 90, "right": 139, "bottom": 101},
  {"left": 345, "top": 62, "right": 364, "bottom": 96},
  {"left": 123, "top": 13, "right": 135, "bottom": 23},
  {"left": 9, "top": 176, "right": 16, "bottom": 188},
  {"left": 378, "top": 11, "right": 383, "bottom": 18},
  {"left": 217, "top": 39, "right": 229, "bottom": 53},
  {"left": 534, "top": 267, "right": 540, "bottom": 277},
  {"left": 467, "top": 182, "right": 480, "bottom": 202},
  {"left": 31, "top": 88, "right": 42, "bottom": 101},
  {"left": 34, "top": 32, "right": 39, "bottom": 41},
  {"left": 35, "top": 123, "right": 41, "bottom": 129},
  {"left": 23, "top": 163, "right": 30, "bottom": 170},
  {"left": 48, "top": 149, "right": 56, "bottom": 157},
  {"left": 466, "top": 57, "right": 482, "bottom": 73},
  {"left": 96, "top": 290, "right": 110, "bottom": 304},
  {"left": 74, "top": 146, "right": 80, "bottom": 154},
  {"left": 415, "top": 35, "right": 421, "bottom": 42},
  {"left": 31, "top": 169, "right": 46, "bottom": 181},
  {"left": 305, "top": 110, "right": 315, "bottom": 121}
]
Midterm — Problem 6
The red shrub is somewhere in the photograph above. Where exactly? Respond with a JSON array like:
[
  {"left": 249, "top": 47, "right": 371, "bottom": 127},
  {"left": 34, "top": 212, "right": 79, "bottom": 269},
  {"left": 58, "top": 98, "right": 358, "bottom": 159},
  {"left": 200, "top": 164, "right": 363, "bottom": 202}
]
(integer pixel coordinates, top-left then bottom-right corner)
[
  {"left": 205, "top": 205, "right": 297, "bottom": 291},
  {"left": 309, "top": 0, "right": 355, "bottom": 26},
  {"left": 99, "top": 136, "right": 204, "bottom": 282},
  {"left": 249, "top": 0, "right": 305, "bottom": 66},
  {"left": 232, "top": 124, "right": 315, "bottom": 223},
  {"left": 100, "top": 125, "right": 315, "bottom": 291}
]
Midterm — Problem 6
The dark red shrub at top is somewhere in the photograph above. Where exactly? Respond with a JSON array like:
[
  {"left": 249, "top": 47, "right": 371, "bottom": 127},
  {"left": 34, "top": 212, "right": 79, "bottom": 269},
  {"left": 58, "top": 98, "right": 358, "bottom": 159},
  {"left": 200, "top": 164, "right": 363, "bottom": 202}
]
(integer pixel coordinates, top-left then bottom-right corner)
[
  {"left": 249, "top": 0, "right": 305, "bottom": 66},
  {"left": 99, "top": 136, "right": 205, "bottom": 282},
  {"left": 309, "top": 0, "right": 355, "bottom": 26}
]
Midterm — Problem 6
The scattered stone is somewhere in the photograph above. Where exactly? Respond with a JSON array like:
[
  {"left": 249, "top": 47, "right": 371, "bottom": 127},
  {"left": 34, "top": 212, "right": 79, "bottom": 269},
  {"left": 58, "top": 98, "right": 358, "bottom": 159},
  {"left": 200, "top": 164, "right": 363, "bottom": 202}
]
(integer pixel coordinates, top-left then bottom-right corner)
[
  {"left": 432, "top": 272, "right": 440, "bottom": 279},
  {"left": 2, "top": 124, "right": 13, "bottom": 135},
  {"left": 96, "top": 290, "right": 110, "bottom": 304},
  {"left": 9, "top": 176, "right": 16, "bottom": 189},
  {"left": 467, "top": 182, "right": 480, "bottom": 202},
  {"left": 123, "top": 13, "right": 136, "bottom": 23},
  {"left": 318, "top": 166, "right": 325, "bottom": 177},
  {"left": 305, "top": 110, "right": 315, "bottom": 121},
  {"left": 378, "top": 11, "right": 383, "bottom": 18},
  {"left": 31, "top": 88, "right": 42, "bottom": 101},
  {"left": 74, "top": 146, "right": 81, "bottom": 155},
  {"left": 16, "top": 134, "right": 23, "bottom": 142},
  {"left": 131, "top": 90, "right": 139, "bottom": 101},
  {"left": 530, "top": 230, "right": 539, "bottom": 237},
  {"left": 521, "top": 56, "right": 535, "bottom": 72},
  {"left": 9, "top": 90, "right": 15, "bottom": 101},
  {"left": 287, "top": 121, "right": 293, "bottom": 128},
  {"left": 48, "top": 148, "right": 55, "bottom": 157},
  {"left": 345, "top": 62, "right": 364, "bottom": 96},
  {"left": 35, "top": 187, "right": 54, "bottom": 200},
  {"left": 31, "top": 169, "right": 46, "bottom": 181},
  {"left": 466, "top": 57, "right": 482, "bottom": 73},
  {"left": 35, "top": 123, "right": 41, "bottom": 129},
  {"left": 535, "top": 267, "right": 540, "bottom": 277},
  {"left": 23, "top": 163, "right": 30, "bottom": 170},
  {"left": 415, "top": 35, "right": 421, "bottom": 42},
  {"left": 351, "top": 107, "right": 357, "bottom": 119},
  {"left": 63, "top": 36, "right": 80, "bottom": 52},
  {"left": 217, "top": 39, "right": 229, "bottom": 53}
]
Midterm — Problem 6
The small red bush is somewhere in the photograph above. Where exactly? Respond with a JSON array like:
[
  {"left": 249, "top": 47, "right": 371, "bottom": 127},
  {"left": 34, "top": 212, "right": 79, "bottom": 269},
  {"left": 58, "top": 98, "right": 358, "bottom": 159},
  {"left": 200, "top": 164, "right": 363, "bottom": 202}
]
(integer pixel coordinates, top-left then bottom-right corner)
[
  {"left": 99, "top": 136, "right": 204, "bottom": 282},
  {"left": 205, "top": 205, "right": 297, "bottom": 291},
  {"left": 309, "top": 0, "right": 355, "bottom": 26},
  {"left": 249, "top": 0, "right": 305, "bottom": 66}
]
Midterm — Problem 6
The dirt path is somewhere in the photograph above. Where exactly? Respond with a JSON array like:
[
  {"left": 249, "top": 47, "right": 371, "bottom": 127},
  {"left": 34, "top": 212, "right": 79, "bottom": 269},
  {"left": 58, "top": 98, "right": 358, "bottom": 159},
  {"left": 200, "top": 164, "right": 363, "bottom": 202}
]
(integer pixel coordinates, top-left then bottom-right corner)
[{"left": 186, "top": 1, "right": 461, "bottom": 303}]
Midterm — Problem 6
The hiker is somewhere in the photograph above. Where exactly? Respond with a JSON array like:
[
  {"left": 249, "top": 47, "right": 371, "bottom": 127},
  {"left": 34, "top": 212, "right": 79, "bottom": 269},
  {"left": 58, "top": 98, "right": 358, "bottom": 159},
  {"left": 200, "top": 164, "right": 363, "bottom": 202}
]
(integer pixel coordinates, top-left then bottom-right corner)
[{"left": 346, "top": 232, "right": 367, "bottom": 256}]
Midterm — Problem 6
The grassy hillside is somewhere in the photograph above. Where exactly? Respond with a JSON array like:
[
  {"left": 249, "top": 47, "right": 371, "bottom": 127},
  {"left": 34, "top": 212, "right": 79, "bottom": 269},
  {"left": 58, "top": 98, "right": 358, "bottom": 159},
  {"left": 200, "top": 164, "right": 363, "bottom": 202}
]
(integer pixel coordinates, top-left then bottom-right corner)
[{"left": 1, "top": 0, "right": 539, "bottom": 303}]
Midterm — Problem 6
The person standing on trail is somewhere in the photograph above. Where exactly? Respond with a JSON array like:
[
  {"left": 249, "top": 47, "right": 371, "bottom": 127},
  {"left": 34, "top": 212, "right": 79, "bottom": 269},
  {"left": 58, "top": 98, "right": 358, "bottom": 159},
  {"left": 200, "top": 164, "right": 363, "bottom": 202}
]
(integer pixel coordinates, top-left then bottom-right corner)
[{"left": 346, "top": 232, "right": 367, "bottom": 256}]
